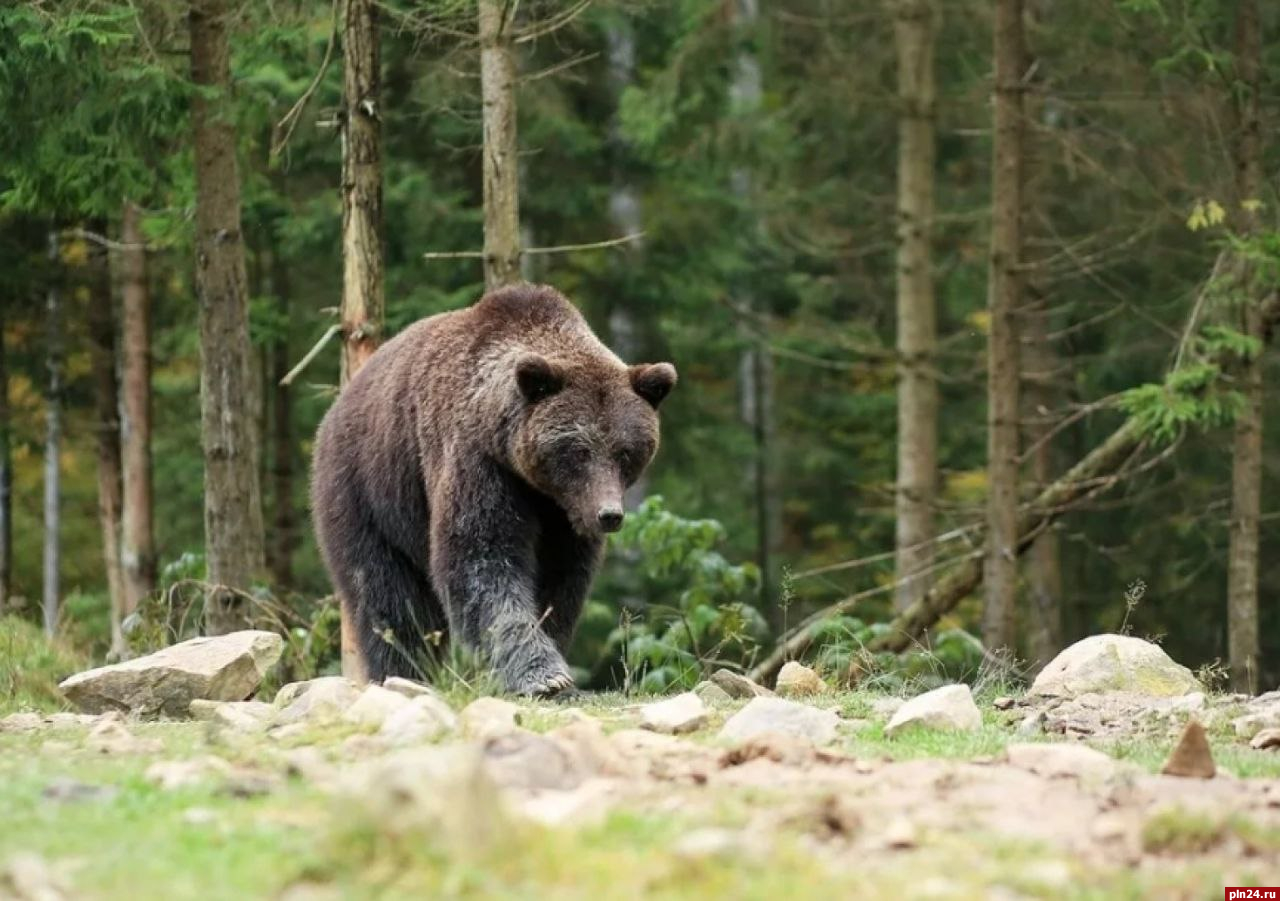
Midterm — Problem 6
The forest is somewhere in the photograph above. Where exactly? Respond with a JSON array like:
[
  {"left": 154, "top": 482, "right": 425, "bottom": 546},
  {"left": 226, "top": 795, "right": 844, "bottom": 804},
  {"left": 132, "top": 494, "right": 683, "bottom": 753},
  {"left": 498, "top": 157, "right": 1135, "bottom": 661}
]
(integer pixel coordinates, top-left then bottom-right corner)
[{"left": 0, "top": 0, "right": 1276, "bottom": 698}]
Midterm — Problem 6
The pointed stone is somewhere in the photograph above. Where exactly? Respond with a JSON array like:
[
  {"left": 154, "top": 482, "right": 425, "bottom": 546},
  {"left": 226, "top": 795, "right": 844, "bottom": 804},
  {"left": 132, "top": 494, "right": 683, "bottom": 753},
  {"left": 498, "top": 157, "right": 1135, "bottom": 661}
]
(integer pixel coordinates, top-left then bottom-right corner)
[{"left": 1161, "top": 720, "right": 1215, "bottom": 779}]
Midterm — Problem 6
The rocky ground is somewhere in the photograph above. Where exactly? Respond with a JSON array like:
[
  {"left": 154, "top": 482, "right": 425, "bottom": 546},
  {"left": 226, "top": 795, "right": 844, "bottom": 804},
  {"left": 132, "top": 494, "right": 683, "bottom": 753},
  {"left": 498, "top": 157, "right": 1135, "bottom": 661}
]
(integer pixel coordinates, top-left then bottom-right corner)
[{"left": 2, "top": 632, "right": 1279, "bottom": 900}]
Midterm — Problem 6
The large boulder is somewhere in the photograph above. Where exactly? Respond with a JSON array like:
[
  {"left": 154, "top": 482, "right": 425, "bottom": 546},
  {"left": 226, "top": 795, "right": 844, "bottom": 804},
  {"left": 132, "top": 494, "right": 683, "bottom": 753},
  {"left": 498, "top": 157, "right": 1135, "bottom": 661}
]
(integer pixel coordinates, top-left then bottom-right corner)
[
  {"left": 1030, "top": 634, "right": 1200, "bottom": 699},
  {"left": 59, "top": 631, "right": 283, "bottom": 717}
]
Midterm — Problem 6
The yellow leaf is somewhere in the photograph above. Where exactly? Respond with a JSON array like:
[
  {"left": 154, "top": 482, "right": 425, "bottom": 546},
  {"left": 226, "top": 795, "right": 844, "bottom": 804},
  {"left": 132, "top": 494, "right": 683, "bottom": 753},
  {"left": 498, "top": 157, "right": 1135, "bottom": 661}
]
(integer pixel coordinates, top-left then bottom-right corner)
[
  {"left": 1186, "top": 203, "right": 1207, "bottom": 232},
  {"left": 967, "top": 310, "right": 991, "bottom": 334},
  {"left": 1206, "top": 199, "right": 1226, "bottom": 226},
  {"left": 1242, "top": 198, "right": 1264, "bottom": 213}
]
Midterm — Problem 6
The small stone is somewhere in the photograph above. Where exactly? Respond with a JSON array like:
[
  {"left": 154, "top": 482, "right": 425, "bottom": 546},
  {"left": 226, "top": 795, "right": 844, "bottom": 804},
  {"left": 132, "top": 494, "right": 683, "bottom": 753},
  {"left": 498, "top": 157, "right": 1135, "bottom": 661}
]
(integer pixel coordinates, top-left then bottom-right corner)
[
  {"left": 85, "top": 718, "right": 162, "bottom": 755},
  {"left": 274, "top": 678, "right": 361, "bottom": 726},
  {"left": 379, "top": 693, "right": 457, "bottom": 746},
  {"left": 145, "top": 757, "right": 233, "bottom": 790},
  {"left": 709, "top": 669, "right": 775, "bottom": 700},
  {"left": 182, "top": 807, "right": 218, "bottom": 826},
  {"left": 342, "top": 685, "right": 412, "bottom": 730},
  {"left": 273, "top": 676, "right": 356, "bottom": 709},
  {"left": 0, "top": 713, "right": 43, "bottom": 733},
  {"left": 280, "top": 746, "right": 334, "bottom": 784},
  {"left": 1017, "top": 711, "right": 1046, "bottom": 736},
  {"left": 719, "top": 697, "right": 840, "bottom": 745},
  {"left": 870, "top": 697, "right": 904, "bottom": 719},
  {"left": 1170, "top": 692, "right": 1206, "bottom": 713},
  {"left": 639, "top": 692, "right": 708, "bottom": 735},
  {"left": 673, "top": 828, "right": 748, "bottom": 860},
  {"left": 884, "top": 684, "right": 982, "bottom": 737},
  {"left": 192, "top": 700, "right": 274, "bottom": 736},
  {"left": 993, "top": 696, "right": 1016, "bottom": 711},
  {"left": 774, "top": 662, "right": 826, "bottom": 698},
  {"left": 41, "top": 778, "right": 118, "bottom": 804},
  {"left": 1250, "top": 728, "right": 1280, "bottom": 751},
  {"left": 1160, "top": 720, "right": 1215, "bottom": 778},
  {"left": 381, "top": 676, "right": 437, "bottom": 699},
  {"left": 1006, "top": 743, "right": 1120, "bottom": 782},
  {"left": 460, "top": 697, "right": 523, "bottom": 739},
  {"left": 483, "top": 731, "right": 586, "bottom": 791},
  {"left": 220, "top": 770, "right": 281, "bottom": 798},
  {"left": 58, "top": 630, "right": 283, "bottom": 717},
  {"left": 884, "top": 816, "right": 918, "bottom": 849},
  {"left": 1029, "top": 634, "right": 1201, "bottom": 699},
  {"left": 693, "top": 681, "right": 732, "bottom": 705},
  {"left": 1, "top": 852, "right": 67, "bottom": 901},
  {"left": 1233, "top": 712, "right": 1280, "bottom": 740}
]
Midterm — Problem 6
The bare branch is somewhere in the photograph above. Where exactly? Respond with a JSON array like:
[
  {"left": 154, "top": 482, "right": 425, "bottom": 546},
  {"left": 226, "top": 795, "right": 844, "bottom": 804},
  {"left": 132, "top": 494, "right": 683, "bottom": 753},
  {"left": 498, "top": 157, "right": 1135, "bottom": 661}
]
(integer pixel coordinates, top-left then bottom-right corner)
[
  {"left": 281, "top": 324, "right": 341, "bottom": 386},
  {"left": 272, "top": 0, "right": 340, "bottom": 159}
]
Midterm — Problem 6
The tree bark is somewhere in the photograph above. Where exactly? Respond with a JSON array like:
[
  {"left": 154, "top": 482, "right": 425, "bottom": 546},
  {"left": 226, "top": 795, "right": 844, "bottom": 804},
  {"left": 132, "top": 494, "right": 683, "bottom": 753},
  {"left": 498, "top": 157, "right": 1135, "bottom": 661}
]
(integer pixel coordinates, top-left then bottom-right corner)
[
  {"left": 478, "top": 0, "right": 521, "bottom": 289},
  {"left": 891, "top": 0, "right": 939, "bottom": 614},
  {"left": 338, "top": 0, "right": 385, "bottom": 680},
  {"left": 1226, "top": 0, "right": 1262, "bottom": 695},
  {"left": 983, "top": 0, "right": 1025, "bottom": 654},
  {"left": 88, "top": 221, "right": 126, "bottom": 654},
  {"left": 119, "top": 200, "right": 156, "bottom": 623},
  {"left": 43, "top": 231, "right": 63, "bottom": 637},
  {"left": 0, "top": 307, "right": 10, "bottom": 611},
  {"left": 190, "top": 0, "right": 266, "bottom": 634}
]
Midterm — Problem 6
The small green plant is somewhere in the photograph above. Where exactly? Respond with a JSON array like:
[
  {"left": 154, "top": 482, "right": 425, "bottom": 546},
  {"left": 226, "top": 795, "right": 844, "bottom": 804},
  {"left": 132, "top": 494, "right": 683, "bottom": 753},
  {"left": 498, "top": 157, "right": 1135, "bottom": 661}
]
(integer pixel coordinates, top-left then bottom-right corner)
[{"left": 0, "top": 616, "right": 87, "bottom": 713}]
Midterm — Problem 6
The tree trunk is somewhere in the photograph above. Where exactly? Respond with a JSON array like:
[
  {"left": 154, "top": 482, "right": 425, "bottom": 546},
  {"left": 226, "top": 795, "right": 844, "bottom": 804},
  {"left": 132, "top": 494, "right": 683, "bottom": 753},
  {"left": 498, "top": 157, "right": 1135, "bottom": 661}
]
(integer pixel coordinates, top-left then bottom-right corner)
[
  {"left": 0, "top": 308, "right": 10, "bottom": 611},
  {"left": 983, "top": 0, "right": 1025, "bottom": 654},
  {"left": 88, "top": 221, "right": 126, "bottom": 654},
  {"left": 190, "top": 0, "right": 266, "bottom": 635},
  {"left": 119, "top": 200, "right": 156, "bottom": 623},
  {"left": 43, "top": 231, "right": 63, "bottom": 637},
  {"left": 891, "top": 0, "right": 939, "bottom": 614},
  {"left": 478, "top": 0, "right": 521, "bottom": 289},
  {"left": 269, "top": 247, "right": 295, "bottom": 594},
  {"left": 339, "top": 0, "right": 385, "bottom": 680},
  {"left": 1226, "top": 0, "right": 1262, "bottom": 695}
]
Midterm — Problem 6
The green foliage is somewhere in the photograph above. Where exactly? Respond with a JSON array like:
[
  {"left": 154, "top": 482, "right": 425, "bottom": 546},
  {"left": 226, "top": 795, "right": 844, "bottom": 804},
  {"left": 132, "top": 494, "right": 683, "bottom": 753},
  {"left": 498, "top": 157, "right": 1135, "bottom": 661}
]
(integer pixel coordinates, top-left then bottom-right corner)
[
  {"left": 1117, "top": 362, "right": 1243, "bottom": 445},
  {"left": 808, "top": 615, "right": 990, "bottom": 694},
  {"left": 589, "top": 497, "right": 764, "bottom": 692},
  {"left": 0, "top": 616, "right": 87, "bottom": 713}
]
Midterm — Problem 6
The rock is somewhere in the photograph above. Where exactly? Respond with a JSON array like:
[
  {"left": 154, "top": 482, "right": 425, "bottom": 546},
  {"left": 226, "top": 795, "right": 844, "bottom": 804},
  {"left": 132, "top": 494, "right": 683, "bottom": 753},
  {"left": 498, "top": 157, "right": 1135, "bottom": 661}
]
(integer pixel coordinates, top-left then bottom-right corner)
[
  {"left": 883, "top": 816, "right": 918, "bottom": 849},
  {"left": 719, "top": 697, "right": 840, "bottom": 745},
  {"left": 1006, "top": 743, "right": 1121, "bottom": 782},
  {"left": 381, "top": 676, "right": 437, "bottom": 699},
  {"left": 774, "top": 662, "right": 826, "bottom": 698},
  {"left": 1, "top": 852, "right": 67, "bottom": 901},
  {"left": 720, "top": 733, "right": 831, "bottom": 767},
  {"left": 341, "top": 685, "right": 411, "bottom": 730},
  {"left": 182, "top": 807, "right": 219, "bottom": 826},
  {"left": 1233, "top": 711, "right": 1280, "bottom": 740},
  {"left": 639, "top": 692, "right": 708, "bottom": 735},
  {"left": 693, "top": 680, "right": 733, "bottom": 705},
  {"left": 378, "top": 693, "right": 457, "bottom": 746},
  {"left": 1029, "top": 634, "right": 1200, "bottom": 699},
  {"left": 41, "top": 778, "right": 118, "bottom": 804},
  {"left": 673, "top": 828, "right": 750, "bottom": 860},
  {"left": 884, "top": 684, "right": 982, "bottom": 737},
  {"left": 870, "top": 697, "right": 904, "bottom": 719},
  {"left": 43, "top": 713, "right": 101, "bottom": 729},
  {"left": 710, "top": 669, "right": 775, "bottom": 700},
  {"left": 85, "top": 717, "right": 162, "bottom": 755},
  {"left": 482, "top": 731, "right": 589, "bottom": 791},
  {"left": 58, "top": 630, "right": 283, "bottom": 717},
  {"left": 1017, "top": 711, "right": 1046, "bottom": 736},
  {"left": 1250, "top": 728, "right": 1280, "bottom": 751},
  {"left": 274, "top": 678, "right": 361, "bottom": 726},
  {"left": 1160, "top": 720, "right": 1215, "bottom": 778},
  {"left": 550, "top": 719, "right": 639, "bottom": 778},
  {"left": 993, "top": 696, "right": 1017, "bottom": 711},
  {"left": 280, "top": 747, "right": 334, "bottom": 784},
  {"left": 1170, "top": 692, "right": 1206, "bottom": 713},
  {"left": 191, "top": 700, "right": 274, "bottom": 736},
  {"left": 460, "top": 697, "right": 523, "bottom": 739},
  {"left": 145, "top": 757, "right": 233, "bottom": 790}
]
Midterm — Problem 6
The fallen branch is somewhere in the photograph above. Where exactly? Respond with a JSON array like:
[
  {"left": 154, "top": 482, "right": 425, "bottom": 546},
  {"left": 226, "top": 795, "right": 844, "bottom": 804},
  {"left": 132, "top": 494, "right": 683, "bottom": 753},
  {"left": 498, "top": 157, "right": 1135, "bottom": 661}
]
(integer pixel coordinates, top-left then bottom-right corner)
[
  {"left": 422, "top": 231, "right": 645, "bottom": 262},
  {"left": 281, "top": 324, "right": 341, "bottom": 386}
]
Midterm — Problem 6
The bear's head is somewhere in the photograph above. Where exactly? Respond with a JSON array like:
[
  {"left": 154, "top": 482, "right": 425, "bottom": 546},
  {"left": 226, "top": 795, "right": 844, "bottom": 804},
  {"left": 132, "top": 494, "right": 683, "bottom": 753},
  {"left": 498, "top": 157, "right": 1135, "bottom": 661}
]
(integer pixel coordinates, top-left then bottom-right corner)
[{"left": 510, "top": 353, "right": 676, "bottom": 537}]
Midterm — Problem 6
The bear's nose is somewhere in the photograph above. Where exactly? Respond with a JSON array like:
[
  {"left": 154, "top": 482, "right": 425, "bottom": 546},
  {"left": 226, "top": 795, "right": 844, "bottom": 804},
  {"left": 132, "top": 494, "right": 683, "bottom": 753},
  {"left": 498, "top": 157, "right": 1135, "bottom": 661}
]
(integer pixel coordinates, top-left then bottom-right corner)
[{"left": 597, "top": 506, "right": 624, "bottom": 532}]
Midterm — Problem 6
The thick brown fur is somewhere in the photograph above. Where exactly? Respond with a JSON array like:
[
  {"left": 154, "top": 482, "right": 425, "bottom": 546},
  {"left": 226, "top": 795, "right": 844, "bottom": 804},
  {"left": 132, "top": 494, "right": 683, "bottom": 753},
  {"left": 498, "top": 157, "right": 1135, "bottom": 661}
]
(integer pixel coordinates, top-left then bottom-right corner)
[{"left": 310, "top": 284, "right": 676, "bottom": 695}]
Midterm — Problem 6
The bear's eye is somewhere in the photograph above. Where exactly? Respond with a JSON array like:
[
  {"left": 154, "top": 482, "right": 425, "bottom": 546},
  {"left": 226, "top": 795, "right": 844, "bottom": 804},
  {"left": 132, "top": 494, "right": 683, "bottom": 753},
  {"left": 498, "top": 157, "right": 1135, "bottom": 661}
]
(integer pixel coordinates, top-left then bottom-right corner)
[{"left": 561, "top": 443, "right": 591, "bottom": 467}]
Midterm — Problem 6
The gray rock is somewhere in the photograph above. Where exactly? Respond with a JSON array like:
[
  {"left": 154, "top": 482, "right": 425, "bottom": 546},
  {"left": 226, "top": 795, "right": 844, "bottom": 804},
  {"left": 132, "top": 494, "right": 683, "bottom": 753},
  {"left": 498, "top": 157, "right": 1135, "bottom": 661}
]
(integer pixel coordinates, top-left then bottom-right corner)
[
  {"left": 1017, "top": 711, "right": 1046, "bottom": 736},
  {"left": 639, "top": 692, "right": 708, "bottom": 735},
  {"left": 274, "top": 678, "right": 362, "bottom": 726},
  {"left": 1250, "top": 728, "right": 1280, "bottom": 751},
  {"left": 693, "top": 681, "right": 732, "bottom": 704},
  {"left": 460, "top": 697, "right": 523, "bottom": 739},
  {"left": 0, "top": 712, "right": 44, "bottom": 733},
  {"left": 710, "top": 669, "right": 775, "bottom": 700},
  {"left": 382, "top": 676, "right": 437, "bottom": 699},
  {"left": 774, "top": 662, "right": 826, "bottom": 698},
  {"left": 145, "top": 757, "right": 233, "bottom": 790},
  {"left": 1029, "top": 634, "right": 1201, "bottom": 699},
  {"left": 58, "top": 630, "right": 283, "bottom": 717},
  {"left": 870, "top": 697, "right": 904, "bottom": 719},
  {"left": 1232, "top": 712, "right": 1280, "bottom": 740},
  {"left": 378, "top": 693, "right": 458, "bottom": 746},
  {"left": 482, "top": 731, "right": 587, "bottom": 791},
  {"left": 885, "top": 684, "right": 982, "bottom": 737},
  {"left": 190, "top": 699, "right": 274, "bottom": 735},
  {"left": 1005, "top": 742, "right": 1123, "bottom": 782},
  {"left": 718, "top": 697, "right": 840, "bottom": 745},
  {"left": 342, "top": 685, "right": 412, "bottom": 730}
]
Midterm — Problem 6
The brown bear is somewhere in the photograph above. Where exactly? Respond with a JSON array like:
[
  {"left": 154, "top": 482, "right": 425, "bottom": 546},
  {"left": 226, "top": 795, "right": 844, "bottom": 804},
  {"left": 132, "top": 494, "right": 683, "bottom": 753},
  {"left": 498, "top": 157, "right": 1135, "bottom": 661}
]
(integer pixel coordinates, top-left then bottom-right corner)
[{"left": 310, "top": 283, "right": 676, "bottom": 696}]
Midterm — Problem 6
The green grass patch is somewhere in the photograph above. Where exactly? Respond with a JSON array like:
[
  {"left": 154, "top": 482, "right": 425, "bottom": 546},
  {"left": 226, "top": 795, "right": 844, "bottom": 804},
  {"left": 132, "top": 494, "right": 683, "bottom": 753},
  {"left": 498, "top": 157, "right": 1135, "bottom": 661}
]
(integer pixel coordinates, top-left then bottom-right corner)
[{"left": 0, "top": 616, "right": 87, "bottom": 714}]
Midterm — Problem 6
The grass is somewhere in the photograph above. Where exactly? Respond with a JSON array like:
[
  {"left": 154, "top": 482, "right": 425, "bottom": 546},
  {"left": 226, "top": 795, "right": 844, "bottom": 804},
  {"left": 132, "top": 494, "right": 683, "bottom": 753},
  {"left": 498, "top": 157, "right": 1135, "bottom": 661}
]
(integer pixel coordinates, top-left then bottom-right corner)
[{"left": 0, "top": 616, "right": 87, "bottom": 714}]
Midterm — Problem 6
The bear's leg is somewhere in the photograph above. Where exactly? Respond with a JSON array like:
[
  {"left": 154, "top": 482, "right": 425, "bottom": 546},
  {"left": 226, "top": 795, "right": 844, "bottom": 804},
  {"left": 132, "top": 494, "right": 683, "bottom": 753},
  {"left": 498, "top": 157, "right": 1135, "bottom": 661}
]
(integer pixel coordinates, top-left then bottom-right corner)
[
  {"left": 329, "top": 528, "right": 444, "bottom": 683},
  {"left": 536, "top": 505, "right": 604, "bottom": 653},
  {"left": 429, "top": 460, "right": 574, "bottom": 696}
]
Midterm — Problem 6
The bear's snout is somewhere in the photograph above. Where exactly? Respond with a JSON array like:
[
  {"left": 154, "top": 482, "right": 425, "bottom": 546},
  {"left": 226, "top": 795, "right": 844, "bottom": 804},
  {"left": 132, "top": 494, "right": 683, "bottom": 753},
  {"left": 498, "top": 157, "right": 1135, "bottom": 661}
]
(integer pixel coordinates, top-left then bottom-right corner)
[{"left": 597, "top": 505, "right": 624, "bottom": 533}]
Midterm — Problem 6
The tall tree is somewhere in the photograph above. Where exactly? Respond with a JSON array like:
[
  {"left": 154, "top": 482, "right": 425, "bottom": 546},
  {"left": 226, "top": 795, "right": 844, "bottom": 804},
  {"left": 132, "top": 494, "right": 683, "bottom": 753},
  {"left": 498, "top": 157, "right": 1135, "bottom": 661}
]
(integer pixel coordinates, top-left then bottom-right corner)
[
  {"left": 983, "top": 0, "right": 1025, "bottom": 654},
  {"left": 88, "top": 225, "right": 125, "bottom": 653},
  {"left": 891, "top": 0, "right": 940, "bottom": 614},
  {"left": 478, "top": 0, "right": 521, "bottom": 289},
  {"left": 43, "top": 231, "right": 62, "bottom": 637},
  {"left": 1226, "top": 0, "right": 1263, "bottom": 695},
  {"left": 190, "top": 0, "right": 266, "bottom": 634},
  {"left": 338, "top": 0, "right": 385, "bottom": 679},
  {"left": 119, "top": 200, "right": 155, "bottom": 619},
  {"left": 0, "top": 304, "right": 9, "bottom": 611}
]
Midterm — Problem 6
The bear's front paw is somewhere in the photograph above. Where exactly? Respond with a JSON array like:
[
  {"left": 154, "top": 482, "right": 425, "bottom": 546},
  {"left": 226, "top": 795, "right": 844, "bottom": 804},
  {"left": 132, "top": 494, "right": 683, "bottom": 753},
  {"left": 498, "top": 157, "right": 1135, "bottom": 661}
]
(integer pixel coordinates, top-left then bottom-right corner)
[{"left": 510, "top": 665, "right": 575, "bottom": 699}]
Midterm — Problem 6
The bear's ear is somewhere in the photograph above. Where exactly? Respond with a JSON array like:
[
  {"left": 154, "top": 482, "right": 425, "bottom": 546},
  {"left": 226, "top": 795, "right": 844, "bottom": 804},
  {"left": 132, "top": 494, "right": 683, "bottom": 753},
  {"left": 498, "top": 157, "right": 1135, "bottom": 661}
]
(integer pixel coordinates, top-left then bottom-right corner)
[
  {"left": 516, "top": 354, "right": 565, "bottom": 402},
  {"left": 629, "top": 362, "right": 677, "bottom": 409}
]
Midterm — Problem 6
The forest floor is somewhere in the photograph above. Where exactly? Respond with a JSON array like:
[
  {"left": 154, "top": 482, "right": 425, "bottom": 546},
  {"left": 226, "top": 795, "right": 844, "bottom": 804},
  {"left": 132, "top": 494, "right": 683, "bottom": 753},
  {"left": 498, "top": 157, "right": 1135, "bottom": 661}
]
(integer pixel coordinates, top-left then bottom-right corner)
[{"left": 2, "top": 685, "right": 1279, "bottom": 900}]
